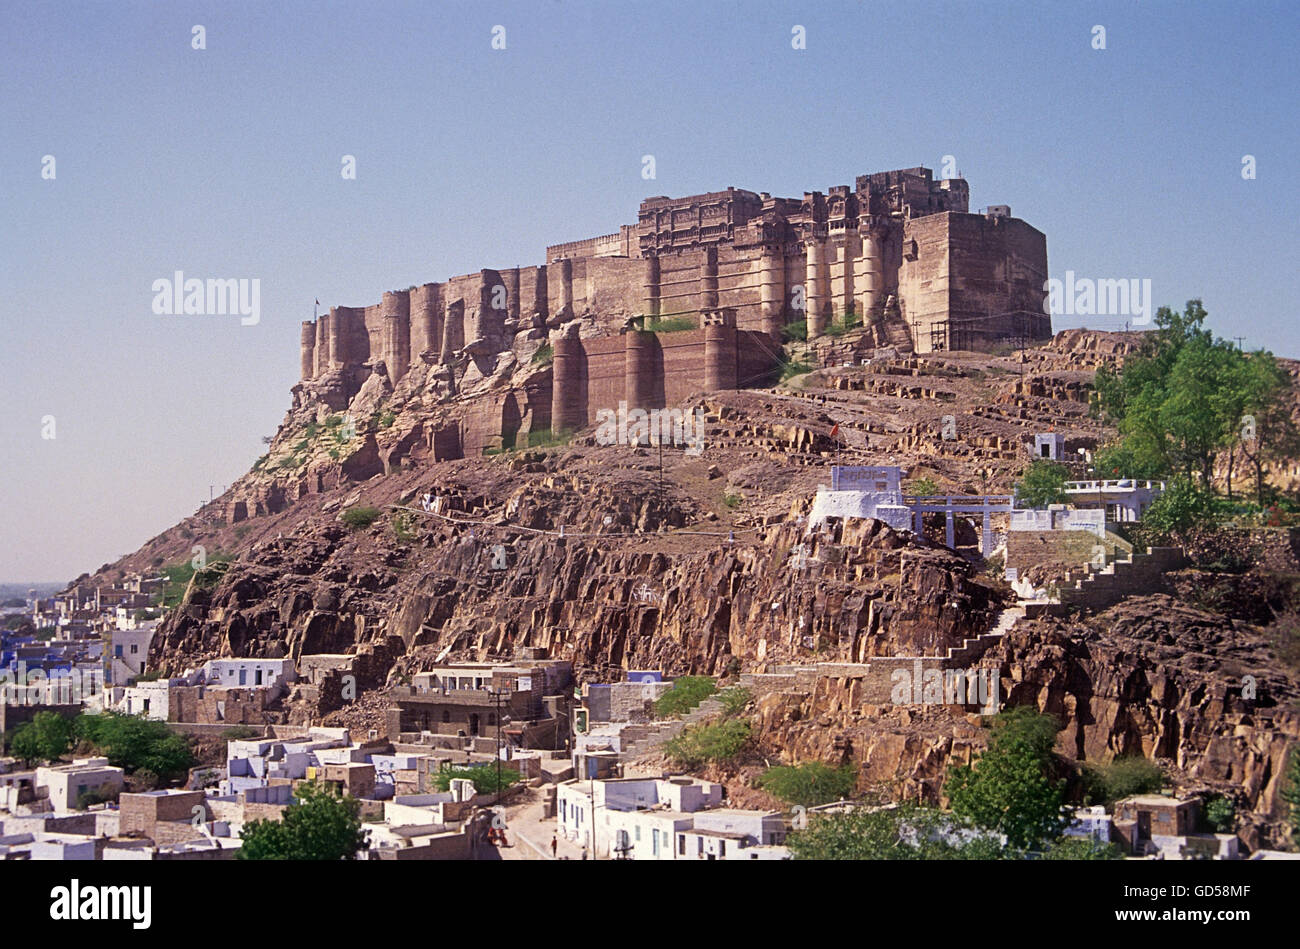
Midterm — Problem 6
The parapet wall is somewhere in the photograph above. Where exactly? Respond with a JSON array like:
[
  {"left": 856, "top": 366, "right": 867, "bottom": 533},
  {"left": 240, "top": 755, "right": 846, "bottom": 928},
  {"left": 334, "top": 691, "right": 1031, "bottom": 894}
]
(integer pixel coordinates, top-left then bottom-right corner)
[{"left": 298, "top": 169, "right": 1049, "bottom": 388}]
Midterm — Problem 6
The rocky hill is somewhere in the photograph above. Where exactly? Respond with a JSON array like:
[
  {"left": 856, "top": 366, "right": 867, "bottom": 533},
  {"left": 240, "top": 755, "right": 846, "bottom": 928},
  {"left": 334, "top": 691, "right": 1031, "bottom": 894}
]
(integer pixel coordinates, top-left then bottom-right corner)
[{"left": 78, "top": 327, "right": 1300, "bottom": 848}]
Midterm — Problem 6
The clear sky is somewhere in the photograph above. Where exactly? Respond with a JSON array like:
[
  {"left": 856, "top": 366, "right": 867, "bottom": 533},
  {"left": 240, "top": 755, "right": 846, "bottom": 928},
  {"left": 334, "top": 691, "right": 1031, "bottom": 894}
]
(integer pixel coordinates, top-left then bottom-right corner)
[{"left": 2, "top": 0, "right": 1297, "bottom": 583}]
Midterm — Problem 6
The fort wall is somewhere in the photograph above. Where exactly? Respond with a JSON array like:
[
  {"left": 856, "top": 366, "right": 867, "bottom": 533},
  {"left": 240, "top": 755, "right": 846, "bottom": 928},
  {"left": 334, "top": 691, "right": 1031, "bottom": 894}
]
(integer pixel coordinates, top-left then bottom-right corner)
[{"left": 288, "top": 168, "right": 1047, "bottom": 468}]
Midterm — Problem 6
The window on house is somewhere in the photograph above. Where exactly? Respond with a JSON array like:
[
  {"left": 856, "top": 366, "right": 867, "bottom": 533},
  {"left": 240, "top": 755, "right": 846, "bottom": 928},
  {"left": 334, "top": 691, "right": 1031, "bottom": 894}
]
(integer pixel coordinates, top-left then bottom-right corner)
[
  {"left": 678, "top": 834, "right": 686, "bottom": 855},
  {"left": 130, "top": 644, "right": 138, "bottom": 654},
  {"left": 635, "top": 826, "right": 641, "bottom": 841},
  {"left": 442, "top": 710, "right": 450, "bottom": 723}
]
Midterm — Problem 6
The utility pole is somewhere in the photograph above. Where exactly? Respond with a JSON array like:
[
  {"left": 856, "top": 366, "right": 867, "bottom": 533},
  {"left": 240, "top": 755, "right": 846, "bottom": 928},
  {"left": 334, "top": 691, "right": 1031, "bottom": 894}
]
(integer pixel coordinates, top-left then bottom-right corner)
[{"left": 1234, "top": 336, "right": 1245, "bottom": 351}]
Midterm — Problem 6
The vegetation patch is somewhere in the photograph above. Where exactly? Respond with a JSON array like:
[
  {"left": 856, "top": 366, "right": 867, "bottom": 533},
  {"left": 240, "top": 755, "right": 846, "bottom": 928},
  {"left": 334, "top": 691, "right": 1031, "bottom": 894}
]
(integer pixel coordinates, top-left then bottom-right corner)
[
  {"left": 758, "top": 761, "right": 856, "bottom": 807},
  {"left": 654, "top": 676, "right": 717, "bottom": 717},
  {"left": 341, "top": 506, "right": 382, "bottom": 530},
  {"left": 663, "top": 718, "right": 750, "bottom": 769}
]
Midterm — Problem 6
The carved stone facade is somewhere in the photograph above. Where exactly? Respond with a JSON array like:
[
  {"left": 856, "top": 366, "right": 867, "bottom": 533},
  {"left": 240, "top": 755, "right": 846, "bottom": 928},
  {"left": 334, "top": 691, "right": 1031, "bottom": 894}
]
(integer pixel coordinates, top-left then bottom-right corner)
[{"left": 294, "top": 168, "right": 1049, "bottom": 433}]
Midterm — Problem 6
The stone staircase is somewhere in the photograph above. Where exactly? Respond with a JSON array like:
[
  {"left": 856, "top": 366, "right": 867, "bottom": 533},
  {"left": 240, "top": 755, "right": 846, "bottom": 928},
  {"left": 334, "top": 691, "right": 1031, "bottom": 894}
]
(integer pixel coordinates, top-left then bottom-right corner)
[
  {"left": 1057, "top": 546, "right": 1185, "bottom": 611},
  {"left": 739, "top": 604, "right": 1026, "bottom": 707},
  {"left": 617, "top": 697, "right": 727, "bottom": 762}
]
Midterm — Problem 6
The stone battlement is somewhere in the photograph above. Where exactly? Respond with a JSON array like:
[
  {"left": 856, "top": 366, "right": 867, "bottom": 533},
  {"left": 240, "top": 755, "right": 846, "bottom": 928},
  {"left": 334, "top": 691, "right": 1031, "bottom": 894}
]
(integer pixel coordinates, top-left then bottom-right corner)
[{"left": 297, "top": 167, "right": 1050, "bottom": 394}]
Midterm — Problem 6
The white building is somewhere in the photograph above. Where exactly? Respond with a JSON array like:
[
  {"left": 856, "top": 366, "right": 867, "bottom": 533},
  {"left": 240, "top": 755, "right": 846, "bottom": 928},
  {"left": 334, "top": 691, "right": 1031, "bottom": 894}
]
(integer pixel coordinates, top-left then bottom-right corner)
[
  {"left": 809, "top": 466, "right": 912, "bottom": 531},
  {"left": 35, "top": 758, "right": 124, "bottom": 812},
  {"left": 558, "top": 776, "right": 788, "bottom": 860},
  {"left": 198, "top": 658, "right": 295, "bottom": 693},
  {"left": 107, "top": 624, "right": 158, "bottom": 683}
]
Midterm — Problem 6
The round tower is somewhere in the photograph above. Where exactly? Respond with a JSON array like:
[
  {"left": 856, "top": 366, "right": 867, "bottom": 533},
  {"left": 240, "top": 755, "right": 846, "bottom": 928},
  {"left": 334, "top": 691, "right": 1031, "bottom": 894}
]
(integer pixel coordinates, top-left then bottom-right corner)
[
  {"left": 557, "top": 258, "right": 574, "bottom": 315},
  {"left": 300, "top": 321, "right": 317, "bottom": 381},
  {"left": 704, "top": 312, "right": 738, "bottom": 391},
  {"left": 315, "top": 313, "right": 330, "bottom": 375},
  {"left": 551, "top": 332, "right": 586, "bottom": 434},
  {"left": 625, "top": 329, "right": 656, "bottom": 411},
  {"left": 381, "top": 290, "right": 411, "bottom": 384},
  {"left": 857, "top": 229, "right": 883, "bottom": 320},
  {"left": 805, "top": 238, "right": 829, "bottom": 338},
  {"left": 643, "top": 256, "right": 661, "bottom": 319},
  {"left": 759, "top": 247, "right": 785, "bottom": 340},
  {"left": 701, "top": 246, "right": 719, "bottom": 309}
]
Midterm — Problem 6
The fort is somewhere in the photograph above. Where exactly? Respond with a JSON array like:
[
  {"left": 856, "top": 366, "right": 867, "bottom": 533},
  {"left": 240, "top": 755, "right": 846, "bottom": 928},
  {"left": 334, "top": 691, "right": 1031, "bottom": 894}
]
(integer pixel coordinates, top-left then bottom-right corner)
[{"left": 293, "top": 167, "right": 1050, "bottom": 458}]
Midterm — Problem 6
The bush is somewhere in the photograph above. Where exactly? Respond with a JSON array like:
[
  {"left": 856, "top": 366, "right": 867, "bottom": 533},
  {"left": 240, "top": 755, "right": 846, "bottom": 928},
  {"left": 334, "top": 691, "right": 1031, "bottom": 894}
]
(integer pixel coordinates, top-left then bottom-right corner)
[
  {"left": 716, "top": 686, "right": 751, "bottom": 717},
  {"left": 1204, "top": 794, "right": 1235, "bottom": 833},
  {"left": 341, "top": 506, "right": 381, "bottom": 530},
  {"left": 431, "top": 765, "right": 519, "bottom": 796},
  {"left": 75, "top": 782, "right": 121, "bottom": 810},
  {"left": 663, "top": 718, "right": 750, "bottom": 769},
  {"left": 640, "top": 315, "right": 698, "bottom": 334},
  {"left": 782, "top": 319, "right": 808, "bottom": 343},
  {"left": 391, "top": 511, "right": 417, "bottom": 544},
  {"left": 779, "top": 359, "right": 814, "bottom": 382},
  {"left": 1283, "top": 744, "right": 1300, "bottom": 847},
  {"left": 909, "top": 477, "right": 940, "bottom": 497},
  {"left": 531, "top": 342, "right": 553, "bottom": 366},
  {"left": 1083, "top": 756, "right": 1164, "bottom": 805},
  {"left": 1040, "top": 836, "right": 1123, "bottom": 860},
  {"left": 220, "top": 725, "right": 261, "bottom": 741},
  {"left": 787, "top": 804, "right": 1009, "bottom": 860},
  {"left": 758, "top": 762, "right": 856, "bottom": 806},
  {"left": 654, "top": 676, "right": 717, "bottom": 717},
  {"left": 722, "top": 493, "right": 742, "bottom": 509}
]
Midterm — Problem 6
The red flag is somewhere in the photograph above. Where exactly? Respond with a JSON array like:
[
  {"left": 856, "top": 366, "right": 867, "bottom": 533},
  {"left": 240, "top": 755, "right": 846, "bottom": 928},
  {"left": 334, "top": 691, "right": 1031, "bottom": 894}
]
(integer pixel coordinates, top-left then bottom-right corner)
[{"left": 830, "top": 423, "right": 840, "bottom": 439}]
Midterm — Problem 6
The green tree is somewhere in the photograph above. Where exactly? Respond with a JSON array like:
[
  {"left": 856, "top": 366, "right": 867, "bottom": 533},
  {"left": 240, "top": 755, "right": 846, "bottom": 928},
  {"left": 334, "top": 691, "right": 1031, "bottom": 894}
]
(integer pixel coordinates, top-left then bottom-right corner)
[
  {"left": 787, "top": 804, "right": 1009, "bottom": 860},
  {"left": 1234, "top": 352, "right": 1300, "bottom": 507},
  {"left": 73, "top": 712, "right": 194, "bottom": 781},
  {"left": 238, "top": 783, "right": 368, "bottom": 860},
  {"left": 9, "top": 711, "right": 75, "bottom": 764},
  {"left": 1133, "top": 477, "right": 1222, "bottom": 544},
  {"left": 758, "top": 762, "right": 857, "bottom": 807},
  {"left": 944, "top": 707, "right": 1067, "bottom": 849},
  {"left": 1093, "top": 300, "right": 1293, "bottom": 491},
  {"left": 1015, "top": 459, "right": 1071, "bottom": 507}
]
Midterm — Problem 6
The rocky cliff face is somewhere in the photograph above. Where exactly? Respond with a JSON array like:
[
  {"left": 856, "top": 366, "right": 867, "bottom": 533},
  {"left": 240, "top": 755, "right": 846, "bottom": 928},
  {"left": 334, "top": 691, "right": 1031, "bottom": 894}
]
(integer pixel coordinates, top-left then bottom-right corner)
[
  {"left": 153, "top": 497, "right": 1006, "bottom": 688},
  {"left": 75, "top": 328, "right": 1300, "bottom": 851},
  {"left": 741, "top": 594, "right": 1300, "bottom": 849}
]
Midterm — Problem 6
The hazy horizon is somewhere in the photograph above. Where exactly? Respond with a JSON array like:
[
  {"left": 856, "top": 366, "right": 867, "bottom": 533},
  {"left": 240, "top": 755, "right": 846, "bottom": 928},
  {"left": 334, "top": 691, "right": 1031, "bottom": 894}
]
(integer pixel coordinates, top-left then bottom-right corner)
[{"left": 3, "top": 0, "right": 1298, "bottom": 583}]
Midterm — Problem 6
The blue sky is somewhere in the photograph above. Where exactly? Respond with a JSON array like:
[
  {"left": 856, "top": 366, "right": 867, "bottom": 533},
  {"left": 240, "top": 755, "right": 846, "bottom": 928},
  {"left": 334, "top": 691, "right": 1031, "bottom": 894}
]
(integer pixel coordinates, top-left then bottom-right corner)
[{"left": 2, "top": 0, "right": 1297, "bottom": 582}]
